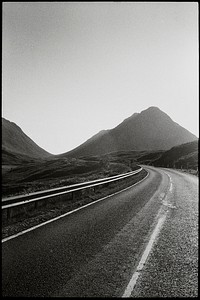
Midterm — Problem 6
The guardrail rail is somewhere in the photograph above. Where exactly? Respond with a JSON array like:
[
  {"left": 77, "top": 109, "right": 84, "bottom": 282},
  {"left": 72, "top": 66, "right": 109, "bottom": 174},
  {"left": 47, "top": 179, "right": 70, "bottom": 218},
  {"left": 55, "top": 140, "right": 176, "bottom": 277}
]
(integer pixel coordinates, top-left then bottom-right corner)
[{"left": 2, "top": 167, "right": 143, "bottom": 219}]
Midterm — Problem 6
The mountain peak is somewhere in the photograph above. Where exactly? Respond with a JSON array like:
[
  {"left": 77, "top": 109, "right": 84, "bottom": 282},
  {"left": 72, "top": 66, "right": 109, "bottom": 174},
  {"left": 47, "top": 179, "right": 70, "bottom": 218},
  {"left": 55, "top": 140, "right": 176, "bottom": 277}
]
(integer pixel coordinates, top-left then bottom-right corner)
[
  {"left": 146, "top": 106, "right": 160, "bottom": 110},
  {"left": 64, "top": 106, "right": 197, "bottom": 158},
  {"left": 141, "top": 106, "right": 163, "bottom": 114},
  {"left": 139, "top": 106, "right": 173, "bottom": 123}
]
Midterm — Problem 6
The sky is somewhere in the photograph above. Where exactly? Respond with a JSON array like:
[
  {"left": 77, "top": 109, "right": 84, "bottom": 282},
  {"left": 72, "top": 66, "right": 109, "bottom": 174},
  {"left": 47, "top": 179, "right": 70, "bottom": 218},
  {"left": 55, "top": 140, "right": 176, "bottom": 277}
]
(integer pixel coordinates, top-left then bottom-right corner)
[{"left": 2, "top": 2, "right": 199, "bottom": 154}]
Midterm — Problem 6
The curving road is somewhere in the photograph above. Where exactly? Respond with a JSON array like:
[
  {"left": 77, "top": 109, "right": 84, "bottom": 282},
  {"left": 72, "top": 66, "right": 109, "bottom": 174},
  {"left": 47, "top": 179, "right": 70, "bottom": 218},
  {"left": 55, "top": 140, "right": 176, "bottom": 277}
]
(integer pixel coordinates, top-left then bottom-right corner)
[{"left": 2, "top": 166, "right": 198, "bottom": 297}]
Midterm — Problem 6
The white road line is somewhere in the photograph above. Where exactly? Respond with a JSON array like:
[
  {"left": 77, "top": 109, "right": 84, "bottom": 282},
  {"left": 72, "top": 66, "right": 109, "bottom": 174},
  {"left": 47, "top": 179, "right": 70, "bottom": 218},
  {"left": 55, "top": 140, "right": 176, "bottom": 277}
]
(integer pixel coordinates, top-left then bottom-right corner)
[
  {"left": 168, "top": 175, "right": 173, "bottom": 192},
  {"left": 122, "top": 168, "right": 174, "bottom": 297},
  {"left": 122, "top": 213, "right": 167, "bottom": 298},
  {"left": 162, "top": 173, "right": 176, "bottom": 209},
  {"left": 2, "top": 172, "right": 149, "bottom": 243},
  {"left": 163, "top": 171, "right": 173, "bottom": 193}
]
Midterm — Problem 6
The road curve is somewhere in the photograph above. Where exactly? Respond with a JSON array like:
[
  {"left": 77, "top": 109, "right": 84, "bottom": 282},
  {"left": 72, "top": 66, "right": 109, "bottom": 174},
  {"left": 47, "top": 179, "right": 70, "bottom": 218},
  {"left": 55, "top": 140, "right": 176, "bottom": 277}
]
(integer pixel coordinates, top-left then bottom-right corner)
[
  {"left": 130, "top": 167, "right": 198, "bottom": 297},
  {"left": 2, "top": 166, "right": 198, "bottom": 297}
]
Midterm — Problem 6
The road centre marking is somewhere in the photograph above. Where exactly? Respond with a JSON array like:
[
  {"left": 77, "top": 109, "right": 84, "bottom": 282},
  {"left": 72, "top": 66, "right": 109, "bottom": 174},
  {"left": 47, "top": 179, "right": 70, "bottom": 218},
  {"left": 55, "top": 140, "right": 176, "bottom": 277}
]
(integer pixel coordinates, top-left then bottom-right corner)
[
  {"left": 2, "top": 172, "right": 149, "bottom": 243},
  {"left": 169, "top": 182, "right": 173, "bottom": 192},
  {"left": 166, "top": 173, "right": 173, "bottom": 192},
  {"left": 122, "top": 213, "right": 167, "bottom": 297},
  {"left": 159, "top": 175, "right": 175, "bottom": 208},
  {"left": 169, "top": 175, "right": 173, "bottom": 192},
  {"left": 122, "top": 168, "right": 174, "bottom": 297}
]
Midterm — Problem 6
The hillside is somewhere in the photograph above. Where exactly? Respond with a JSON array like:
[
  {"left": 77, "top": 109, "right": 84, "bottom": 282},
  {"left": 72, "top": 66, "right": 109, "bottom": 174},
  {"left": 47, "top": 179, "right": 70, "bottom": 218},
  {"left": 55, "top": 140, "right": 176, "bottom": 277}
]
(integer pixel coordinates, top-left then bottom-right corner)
[
  {"left": 2, "top": 155, "right": 136, "bottom": 197},
  {"left": 61, "top": 107, "right": 197, "bottom": 158},
  {"left": 91, "top": 140, "right": 198, "bottom": 172},
  {"left": 151, "top": 140, "right": 198, "bottom": 169},
  {"left": 2, "top": 118, "right": 52, "bottom": 163}
]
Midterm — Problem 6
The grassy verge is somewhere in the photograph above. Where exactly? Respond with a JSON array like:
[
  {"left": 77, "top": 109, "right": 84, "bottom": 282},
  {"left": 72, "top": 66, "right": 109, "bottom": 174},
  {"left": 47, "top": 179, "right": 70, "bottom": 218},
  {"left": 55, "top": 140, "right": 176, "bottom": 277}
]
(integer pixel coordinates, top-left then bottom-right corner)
[
  {"left": 173, "top": 168, "right": 199, "bottom": 176},
  {"left": 2, "top": 169, "right": 147, "bottom": 239},
  {"left": 2, "top": 158, "right": 135, "bottom": 198}
]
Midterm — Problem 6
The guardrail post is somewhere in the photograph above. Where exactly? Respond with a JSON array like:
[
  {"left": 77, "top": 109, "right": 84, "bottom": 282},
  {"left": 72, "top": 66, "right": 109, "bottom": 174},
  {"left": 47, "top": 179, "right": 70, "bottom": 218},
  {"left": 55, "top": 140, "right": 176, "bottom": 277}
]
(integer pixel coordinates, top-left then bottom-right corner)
[{"left": 7, "top": 207, "right": 11, "bottom": 219}]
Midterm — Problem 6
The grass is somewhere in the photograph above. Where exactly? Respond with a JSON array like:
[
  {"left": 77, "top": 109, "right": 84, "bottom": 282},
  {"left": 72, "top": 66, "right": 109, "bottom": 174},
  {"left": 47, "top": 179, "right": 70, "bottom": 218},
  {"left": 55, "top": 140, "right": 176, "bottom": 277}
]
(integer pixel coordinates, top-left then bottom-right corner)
[
  {"left": 2, "top": 156, "right": 135, "bottom": 198},
  {"left": 172, "top": 168, "right": 199, "bottom": 176}
]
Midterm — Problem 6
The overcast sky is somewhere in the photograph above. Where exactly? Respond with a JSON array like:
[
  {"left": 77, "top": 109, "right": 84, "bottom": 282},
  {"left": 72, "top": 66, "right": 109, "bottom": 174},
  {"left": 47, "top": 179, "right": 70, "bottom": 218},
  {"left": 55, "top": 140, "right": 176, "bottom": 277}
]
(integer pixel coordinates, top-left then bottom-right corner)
[{"left": 2, "top": 2, "right": 198, "bottom": 154}]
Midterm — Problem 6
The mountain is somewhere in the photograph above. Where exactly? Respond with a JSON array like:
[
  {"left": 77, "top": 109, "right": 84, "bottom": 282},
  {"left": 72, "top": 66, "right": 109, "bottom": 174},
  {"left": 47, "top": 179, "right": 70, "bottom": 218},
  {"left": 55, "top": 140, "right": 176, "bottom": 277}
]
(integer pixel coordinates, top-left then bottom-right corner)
[
  {"left": 2, "top": 118, "right": 52, "bottom": 163},
  {"left": 61, "top": 106, "right": 197, "bottom": 158}
]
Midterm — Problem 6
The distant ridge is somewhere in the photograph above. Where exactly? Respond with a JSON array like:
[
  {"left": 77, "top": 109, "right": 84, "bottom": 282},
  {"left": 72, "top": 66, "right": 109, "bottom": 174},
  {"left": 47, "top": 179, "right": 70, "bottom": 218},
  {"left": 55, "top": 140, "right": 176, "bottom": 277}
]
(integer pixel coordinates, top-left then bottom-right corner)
[
  {"left": 61, "top": 106, "right": 197, "bottom": 158},
  {"left": 152, "top": 140, "right": 198, "bottom": 169},
  {"left": 2, "top": 118, "right": 52, "bottom": 161}
]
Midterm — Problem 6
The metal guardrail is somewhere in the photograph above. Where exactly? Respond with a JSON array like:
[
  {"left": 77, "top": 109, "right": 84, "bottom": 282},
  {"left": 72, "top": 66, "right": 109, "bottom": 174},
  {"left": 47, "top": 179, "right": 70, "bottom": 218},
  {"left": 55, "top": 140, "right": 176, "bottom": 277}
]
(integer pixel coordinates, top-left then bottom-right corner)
[{"left": 2, "top": 167, "right": 143, "bottom": 218}]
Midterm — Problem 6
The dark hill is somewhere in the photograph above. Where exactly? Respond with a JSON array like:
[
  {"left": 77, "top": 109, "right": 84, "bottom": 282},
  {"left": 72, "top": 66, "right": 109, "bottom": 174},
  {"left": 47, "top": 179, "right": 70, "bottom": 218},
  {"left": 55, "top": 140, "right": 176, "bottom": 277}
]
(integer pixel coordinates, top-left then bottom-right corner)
[
  {"left": 152, "top": 140, "right": 198, "bottom": 169},
  {"left": 2, "top": 118, "right": 52, "bottom": 162},
  {"left": 61, "top": 107, "right": 197, "bottom": 158}
]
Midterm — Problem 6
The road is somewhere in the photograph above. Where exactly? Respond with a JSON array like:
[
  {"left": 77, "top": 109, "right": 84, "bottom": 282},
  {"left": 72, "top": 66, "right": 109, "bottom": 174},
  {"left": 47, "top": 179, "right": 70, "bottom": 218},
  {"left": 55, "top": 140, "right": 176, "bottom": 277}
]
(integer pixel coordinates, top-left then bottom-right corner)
[{"left": 2, "top": 166, "right": 198, "bottom": 297}]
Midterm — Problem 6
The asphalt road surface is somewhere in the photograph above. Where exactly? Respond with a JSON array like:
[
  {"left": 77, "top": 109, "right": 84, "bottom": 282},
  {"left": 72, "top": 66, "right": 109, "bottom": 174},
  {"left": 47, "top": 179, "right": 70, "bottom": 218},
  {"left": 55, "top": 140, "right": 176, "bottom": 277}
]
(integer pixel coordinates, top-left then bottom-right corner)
[{"left": 2, "top": 166, "right": 198, "bottom": 297}]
